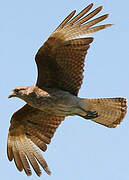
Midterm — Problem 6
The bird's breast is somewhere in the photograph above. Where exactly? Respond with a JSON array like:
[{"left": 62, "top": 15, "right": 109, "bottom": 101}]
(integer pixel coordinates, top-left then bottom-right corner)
[{"left": 28, "top": 89, "right": 80, "bottom": 116}]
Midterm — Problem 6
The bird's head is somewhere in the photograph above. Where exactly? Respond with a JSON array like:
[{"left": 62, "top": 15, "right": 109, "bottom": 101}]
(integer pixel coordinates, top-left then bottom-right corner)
[
  {"left": 8, "top": 86, "right": 48, "bottom": 107},
  {"left": 8, "top": 86, "right": 30, "bottom": 99},
  {"left": 8, "top": 85, "right": 47, "bottom": 104}
]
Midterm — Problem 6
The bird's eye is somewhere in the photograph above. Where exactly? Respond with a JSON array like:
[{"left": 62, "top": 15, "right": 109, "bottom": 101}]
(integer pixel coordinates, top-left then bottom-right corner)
[{"left": 14, "top": 89, "right": 20, "bottom": 93}]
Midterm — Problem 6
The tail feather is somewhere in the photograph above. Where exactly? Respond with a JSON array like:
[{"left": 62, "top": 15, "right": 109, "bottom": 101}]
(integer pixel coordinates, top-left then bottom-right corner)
[{"left": 79, "top": 97, "right": 127, "bottom": 128}]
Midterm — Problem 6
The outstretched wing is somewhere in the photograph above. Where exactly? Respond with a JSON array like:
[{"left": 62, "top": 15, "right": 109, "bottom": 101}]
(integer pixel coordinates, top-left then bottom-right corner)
[
  {"left": 7, "top": 104, "right": 65, "bottom": 176},
  {"left": 35, "top": 3, "right": 112, "bottom": 95}
]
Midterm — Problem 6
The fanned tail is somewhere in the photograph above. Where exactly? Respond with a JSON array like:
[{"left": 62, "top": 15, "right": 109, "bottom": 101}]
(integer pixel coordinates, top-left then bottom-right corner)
[{"left": 79, "top": 97, "right": 127, "bottom": 128}]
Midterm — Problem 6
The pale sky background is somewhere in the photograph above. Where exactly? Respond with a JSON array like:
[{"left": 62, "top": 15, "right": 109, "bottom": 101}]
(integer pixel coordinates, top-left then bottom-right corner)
[{"left": 1, "top": 0, "right": 129, "bottom": 179}]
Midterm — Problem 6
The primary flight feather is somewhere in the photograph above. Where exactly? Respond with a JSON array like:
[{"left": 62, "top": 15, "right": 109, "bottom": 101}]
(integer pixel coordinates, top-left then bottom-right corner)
[{"left": 8, "top": 3, "right": 127, "bottom": 176}]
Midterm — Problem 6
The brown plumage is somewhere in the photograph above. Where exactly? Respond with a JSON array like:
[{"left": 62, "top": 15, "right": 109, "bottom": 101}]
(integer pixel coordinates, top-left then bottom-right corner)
[{"left": 8, "top": 3, "right": 127, "bottom": 177}]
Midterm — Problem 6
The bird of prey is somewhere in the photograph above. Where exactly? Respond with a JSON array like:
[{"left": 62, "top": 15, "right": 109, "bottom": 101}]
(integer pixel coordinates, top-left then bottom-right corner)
[{"left": 8, "top": 3, "right": 127, "bottom": 177}]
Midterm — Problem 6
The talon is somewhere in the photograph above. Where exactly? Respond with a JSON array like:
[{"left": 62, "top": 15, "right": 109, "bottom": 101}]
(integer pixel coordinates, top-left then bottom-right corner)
[{"left": 84, "top": 111, "right": 98, "bottom": 119}]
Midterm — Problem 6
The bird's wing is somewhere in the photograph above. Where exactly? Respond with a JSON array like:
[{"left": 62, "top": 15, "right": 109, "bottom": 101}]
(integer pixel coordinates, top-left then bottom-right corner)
[
  {"left": 35, "top": 3, "right": 112, "bottom": 95},
  {"left": 7, "top": 104, "right": 65, "bottom": 176}
]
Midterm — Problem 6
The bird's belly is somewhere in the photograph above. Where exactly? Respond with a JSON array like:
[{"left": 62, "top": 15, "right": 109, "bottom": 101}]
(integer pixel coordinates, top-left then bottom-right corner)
[
  {"left": 27, "top": 89, "right": 82, "bottom": 116},
  {"left": 31, "top": 94, "right": 81, "bottom": 116},
  {"left": 39, "top": 103, "right": 79, "bottom": 116}
]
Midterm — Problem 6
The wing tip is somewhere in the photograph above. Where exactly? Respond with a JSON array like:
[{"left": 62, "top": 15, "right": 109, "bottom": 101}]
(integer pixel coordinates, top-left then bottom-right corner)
[
  {"left": 104, "top": 14, "right": 109, "bottom": 18},
  {"left": 98, "top": 5, "right": 103, "bottom": 11},
  {"left": 26, "top": 170, "right": 32, "bottom": 176},
  {"left": 45, "top": 167, "right": 51, "bottom": 175},
  {"left": 87, "top": 3, "right": 94, "bottom": 9},
  {"left": 106, "top": 24, "right": 114, "bottom": 27},
  {"left": 72, "top": 10, "right": 76, "bottom": 16}
]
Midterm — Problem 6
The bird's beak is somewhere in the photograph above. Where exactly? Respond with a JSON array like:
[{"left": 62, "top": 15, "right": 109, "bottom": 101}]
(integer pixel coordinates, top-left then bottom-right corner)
[{"left": 8, "top": 91, "right": 16, "bottom": 98}]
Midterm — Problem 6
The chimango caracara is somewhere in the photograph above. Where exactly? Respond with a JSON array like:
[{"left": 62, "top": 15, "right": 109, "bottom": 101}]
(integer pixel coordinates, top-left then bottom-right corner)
[{"left": 8, "top": 3, "right": 127, "bottom": 177}]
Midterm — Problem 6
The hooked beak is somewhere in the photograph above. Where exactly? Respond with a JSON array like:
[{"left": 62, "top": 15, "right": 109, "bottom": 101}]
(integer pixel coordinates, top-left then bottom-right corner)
[{"left": 8, "top": 91, "right": 16, "bottom": 98}]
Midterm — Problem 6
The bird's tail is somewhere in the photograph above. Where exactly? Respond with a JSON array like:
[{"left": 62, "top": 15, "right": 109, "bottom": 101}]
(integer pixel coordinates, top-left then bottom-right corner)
[{"left": 78, "top": 97, "right": 127, "bottom": 128}]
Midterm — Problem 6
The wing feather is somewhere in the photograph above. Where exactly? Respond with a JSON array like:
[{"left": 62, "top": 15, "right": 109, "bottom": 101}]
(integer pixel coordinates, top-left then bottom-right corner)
[
  {"left": 55, "top": 10, "right": 76, "bottom": 31},
  {"left": 67, "top": 3, "right": 93, "bottom": 25},
  {"left": 85, "top": 24, "right": 113, "bottom": 35},
  {"left": 17, "top": 137, "right": 32, "bottom": 176},
  {"left": 75, "top": 6, "right": 103, "bottom": 25},
  {"left": 7, "top": 104, "right": 65, "bottom": 176},
  {"left": 83, "top": 14, "right": 109, "bottom": 28},
  {"left": 20, "top": 136, "right": 42, "bottom": 176},
  {"left": 35, "top": 4, "right": 112, "bottom": 95},
  {"left": 29, "top": 135, "right": 47, "bottom": 151},
  {"left": 7, "top": 135, "right": 14, "bottom": 161},
  {"left": 12, "top": 139, "right": 23, "bottom": 171}
]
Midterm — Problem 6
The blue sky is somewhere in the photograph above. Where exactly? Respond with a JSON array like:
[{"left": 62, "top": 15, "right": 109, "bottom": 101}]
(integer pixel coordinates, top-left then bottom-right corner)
[{"left": 1, "top": 0, "right": 129, "bottom": 179}]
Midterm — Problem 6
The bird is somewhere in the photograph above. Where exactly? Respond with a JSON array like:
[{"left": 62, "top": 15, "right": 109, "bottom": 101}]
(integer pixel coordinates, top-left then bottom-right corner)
[{"left": 8, "top": 3, "right": 127, "bottom": 177}]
